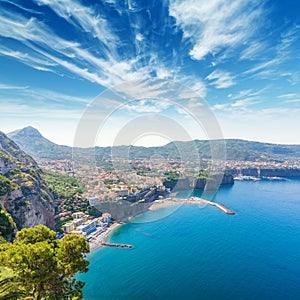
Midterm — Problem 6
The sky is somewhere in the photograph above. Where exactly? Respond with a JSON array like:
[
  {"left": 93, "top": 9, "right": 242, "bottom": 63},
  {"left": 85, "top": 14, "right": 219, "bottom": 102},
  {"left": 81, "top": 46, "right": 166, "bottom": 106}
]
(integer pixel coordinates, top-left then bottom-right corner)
[{"left": 0, "top": 0, "right": 300, "bottom": 146}]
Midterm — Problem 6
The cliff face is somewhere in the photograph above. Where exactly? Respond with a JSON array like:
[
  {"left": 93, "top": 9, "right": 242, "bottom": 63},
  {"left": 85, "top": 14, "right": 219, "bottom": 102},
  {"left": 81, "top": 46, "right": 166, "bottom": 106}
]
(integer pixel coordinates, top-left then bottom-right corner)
[
  {"left": 163, "top": 173, "right": 234, "bottom": 191},
  {"left": 0, "top": 132, "right": 54, "bottom": 237},
  {"left": 227, "top": 168, "right": 300, "bottom": 178},
  {"left": 163, "top": 178, "right": 191, "bottom": 191},
  {"left": 260, "top": 168, "right": 300, "bottom": 177}
]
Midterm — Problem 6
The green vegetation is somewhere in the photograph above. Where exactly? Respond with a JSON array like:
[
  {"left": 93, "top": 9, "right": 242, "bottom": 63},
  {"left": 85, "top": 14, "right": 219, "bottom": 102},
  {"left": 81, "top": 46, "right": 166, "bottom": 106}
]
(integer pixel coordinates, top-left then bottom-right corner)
[
  {"left": 0, "top": 175, "right": 11, "bottom": 196},
  {"left": 0, "top": 204, "right": 16, "bottom": 241},
  {"left": 41, "top": 170, "right": 99, "bottom": 230},
  {"left": 197, "top": 170, "right": 212, "bottom": 181},
  {"left": 164, "top": 171, "right": 180, "bottom": 180},
  {"left": 42, "top": 170, "right": 83, "bottom": 201},
  {"left": 0, "top": 268, "right": 27, "bottom": 299},
  {"left": 0, "top": 225, "right": 89, "bottom": 300},
  {"left": 0, "top": 131, "right": 54, "bottom": 240}
]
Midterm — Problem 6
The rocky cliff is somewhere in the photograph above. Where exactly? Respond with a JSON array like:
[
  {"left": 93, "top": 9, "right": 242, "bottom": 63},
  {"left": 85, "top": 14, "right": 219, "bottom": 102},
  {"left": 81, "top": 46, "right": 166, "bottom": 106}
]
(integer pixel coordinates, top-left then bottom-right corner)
[
  {"left": 163, "top": 173, "right": 234, "bottom": 191},
  {"left": 227, "top": 168, "right": 300, "bottom": 178},
  {"left": 0, "top": 132, "right": 54, "bottom": 239}
]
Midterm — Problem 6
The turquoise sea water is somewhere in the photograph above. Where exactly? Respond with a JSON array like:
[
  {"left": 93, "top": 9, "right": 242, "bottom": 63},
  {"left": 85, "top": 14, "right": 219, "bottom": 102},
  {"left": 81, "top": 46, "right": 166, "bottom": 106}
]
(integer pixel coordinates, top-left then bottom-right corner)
[{"left": 78, "top": 180, "right": 300, "bottom": 299}]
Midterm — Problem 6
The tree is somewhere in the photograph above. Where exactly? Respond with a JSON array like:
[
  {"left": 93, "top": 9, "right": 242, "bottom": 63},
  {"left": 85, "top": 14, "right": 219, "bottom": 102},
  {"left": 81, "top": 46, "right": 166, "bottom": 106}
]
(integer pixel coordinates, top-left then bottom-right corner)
[
  {"left": 0, "top": 204, "right": 16, "bottom": 241},
  {"left": 0, "top": 225, "right": 89, "bottom": 300},
  {"left": 0, "top": 274, "right": 29, "bottom": 299}
]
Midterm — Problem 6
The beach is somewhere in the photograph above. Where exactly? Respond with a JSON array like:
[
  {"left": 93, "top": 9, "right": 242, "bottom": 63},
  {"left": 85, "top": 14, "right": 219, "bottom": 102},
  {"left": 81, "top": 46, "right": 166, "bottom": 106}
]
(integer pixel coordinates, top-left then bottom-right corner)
[
  {"left": 149, "top": 197, "right": 235, "bottom": 215},
  {"left": 89, "top": 197, "right": 234, "bottom": 251},
  {"left": 89, "top": 222, "right": 123, "bottom": 251}
]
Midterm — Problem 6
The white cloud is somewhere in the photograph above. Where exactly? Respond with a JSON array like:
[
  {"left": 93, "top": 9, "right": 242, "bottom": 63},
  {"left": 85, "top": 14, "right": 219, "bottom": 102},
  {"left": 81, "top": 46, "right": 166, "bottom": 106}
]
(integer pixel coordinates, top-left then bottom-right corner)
[
  {"left": 213, "top": 97, "right": 260, "bottom": 111},
  {"left": 124, "top": 99, "right": 171, "bottom": 113},
  {"left": 0, "top": 86, "right": 91, "bottom": 107},
  {"left": 242, "top": 58, "right": 281, "bottom": 76},
  {"left": 276, "top": 24, "right": 300, "bottom": 56},
  {"left": 242, "top": 24, "right": 300, "bottom": 79},
  {"left": 228, "top": 89, "right": 252, "bottom": 99},
  {"left": 169, "top": 0, "right": 264, "bottom": 60},
  {"left": 206, "top": 69, "right": 235, "bottom": 88},
  {"left": 0, "top": 84, "right": 28, "bottom": 90},
  {"left": 277, "top": 93, "right": 297, "bottom": 99},
  {"left": 240, "top": 41, "right": 266, "bottom": 60},
  {"left": 0, "top": 2, "right": 210, "bottom": 102},
  {"left": 0, "top": 45, "right": 58, "bottom": 73},
  {"left": 1, "top": 0, "right": 42, "bottom": 15},
  {"left": 231, "top": 97, "right": 260, "bottom": 108},
  {"left": 0, "top": 102, "right": 82, "bottom": 119},
  {"left": 34, "top": 0, "right": 118, "bottom": 47}
]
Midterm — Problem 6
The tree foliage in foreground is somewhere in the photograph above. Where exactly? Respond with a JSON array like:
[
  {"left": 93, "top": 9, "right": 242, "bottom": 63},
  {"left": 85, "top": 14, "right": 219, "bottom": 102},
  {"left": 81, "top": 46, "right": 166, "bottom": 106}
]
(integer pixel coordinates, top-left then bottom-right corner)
[{"left": 0, "top": 225, "right": 89, "bottom": 300}]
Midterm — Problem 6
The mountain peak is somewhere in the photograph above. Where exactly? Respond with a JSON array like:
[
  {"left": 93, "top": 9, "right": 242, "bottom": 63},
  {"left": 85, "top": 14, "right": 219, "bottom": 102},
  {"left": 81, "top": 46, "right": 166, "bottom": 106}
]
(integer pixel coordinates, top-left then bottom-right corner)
[
  {"left": 7, "top": 126, "right": 61, "bottom": 160},
  {"left": 9, "top": 126, "right": 42, "bottom": 138}
]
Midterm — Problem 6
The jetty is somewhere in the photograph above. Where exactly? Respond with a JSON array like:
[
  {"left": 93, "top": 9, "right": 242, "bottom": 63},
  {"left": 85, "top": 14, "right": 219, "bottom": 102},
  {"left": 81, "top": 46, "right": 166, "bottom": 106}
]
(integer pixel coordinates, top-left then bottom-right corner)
[
  {"left": 207, "top": 201, "right": 235, "bottom": 215},
  {"left": 101, "top": 242, "right": 134, "bottom": 249}
]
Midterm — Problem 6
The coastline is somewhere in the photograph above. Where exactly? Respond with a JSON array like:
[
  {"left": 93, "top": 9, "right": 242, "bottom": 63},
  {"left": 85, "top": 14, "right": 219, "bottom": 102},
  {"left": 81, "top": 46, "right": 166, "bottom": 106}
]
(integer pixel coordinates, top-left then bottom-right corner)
[
  {"left": 89, "top": 197, "right": 235, "bottom": 251},
  {"left": 149, "top": 197, "right": 235, "bottom": 215},
  {"left": 89, "top": 222, "right": 124, "bottom": 252}
]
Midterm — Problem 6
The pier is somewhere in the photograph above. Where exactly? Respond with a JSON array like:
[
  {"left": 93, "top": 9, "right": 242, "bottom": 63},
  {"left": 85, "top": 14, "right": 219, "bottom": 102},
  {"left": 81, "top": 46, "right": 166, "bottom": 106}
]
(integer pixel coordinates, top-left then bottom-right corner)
[
  {"left": 208, "top": 202, "right": 235, "bottom": 215},
  {"left": 101, "top": 242, "right": 134, "bottom": 249}
]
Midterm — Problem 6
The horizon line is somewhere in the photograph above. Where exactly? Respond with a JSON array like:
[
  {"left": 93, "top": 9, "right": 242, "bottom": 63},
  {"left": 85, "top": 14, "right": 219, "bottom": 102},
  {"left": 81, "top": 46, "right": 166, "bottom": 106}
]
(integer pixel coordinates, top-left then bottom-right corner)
[{"left": 4, "top": 126, "right": 300, "bottom": 148}]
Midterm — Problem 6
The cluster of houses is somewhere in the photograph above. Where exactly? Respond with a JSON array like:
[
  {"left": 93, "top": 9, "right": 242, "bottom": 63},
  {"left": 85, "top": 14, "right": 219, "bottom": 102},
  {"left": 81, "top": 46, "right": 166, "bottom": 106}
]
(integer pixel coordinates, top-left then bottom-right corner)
[{"left": 63, "top": 211, "right": 112, "bottom": 237}]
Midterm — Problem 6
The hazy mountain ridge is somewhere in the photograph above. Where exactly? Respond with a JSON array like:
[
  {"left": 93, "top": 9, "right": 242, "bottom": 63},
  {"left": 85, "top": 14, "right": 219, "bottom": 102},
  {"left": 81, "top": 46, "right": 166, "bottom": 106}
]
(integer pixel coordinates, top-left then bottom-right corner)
[
  {"left": 8, "top": 126, "right": 71, "bottom": 160},
  {"left": 8, "top": 126, "right": 300, "bottom": 162},
  {"left": 0, "top": 131, "right": 54, "bottom": 240}
]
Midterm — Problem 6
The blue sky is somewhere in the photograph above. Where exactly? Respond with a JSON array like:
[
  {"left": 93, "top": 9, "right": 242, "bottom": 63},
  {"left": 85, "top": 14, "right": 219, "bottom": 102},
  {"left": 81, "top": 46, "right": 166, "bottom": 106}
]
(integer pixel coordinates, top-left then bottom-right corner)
[{"left": 0, "top": 0, "right": 300, "bottom": 146}]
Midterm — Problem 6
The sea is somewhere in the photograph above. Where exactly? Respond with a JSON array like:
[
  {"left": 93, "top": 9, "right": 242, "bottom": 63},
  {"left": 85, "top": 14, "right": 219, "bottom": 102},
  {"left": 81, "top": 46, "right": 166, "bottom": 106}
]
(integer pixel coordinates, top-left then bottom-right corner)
[{"left": 78, "top": 179, "right": 300, "bottom": 299}]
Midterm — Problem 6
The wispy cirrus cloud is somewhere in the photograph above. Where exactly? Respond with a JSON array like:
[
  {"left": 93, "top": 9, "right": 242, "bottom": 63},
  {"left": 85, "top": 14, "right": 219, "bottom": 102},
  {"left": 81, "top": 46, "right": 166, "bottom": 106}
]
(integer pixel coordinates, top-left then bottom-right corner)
[
  {"left": 242, "top": 58, "right": 281, "bottom": 76},
  {"left": 169, "top": 0, "right": 265, "bottom": 61},
  {"left": 206, "top": 69, "right": 235, "bottom": 88},
  {"left": 228, "top": 87, "right": 268, "bottom": 100},
  {"left": 242, "top": 24, "right": 300, "bottom": 79},
  {"left": 213, "top": 96, "right": 260, "bottom": 112},
  {"left": 277, "top": 93, "right": 300, "bottom": 104},
  {"left": 277, "top": 93, "right": 297, "bottom": 99},
  {"left": 0, "top": 3, "right": 202, "bottom": 95},
  {"left": 0, "top": 85, "right": 91, "bottom": 107},
  {"left": 0, "top": 101, "right": 82, "bottom": 119},
  {"left": 0, "top": 45, "right": 58, "bottom": 73},
  {"left": 0, "top": 8, "right": 143, "bottom": 87},
  {"left": 34, "top": 0, "right": 118, "bottom": 48},
  {"left": 240, "top": 41, "right": 267, "bottom": 60},
  {"left": 1, "top": 0, "right": 42, "bottom": 15},
  {"left": 0, "top": 83, "right": 29, "bottom": 90},
  {"left": 276, "top": 24, "right": 300, "bottom": 56}
]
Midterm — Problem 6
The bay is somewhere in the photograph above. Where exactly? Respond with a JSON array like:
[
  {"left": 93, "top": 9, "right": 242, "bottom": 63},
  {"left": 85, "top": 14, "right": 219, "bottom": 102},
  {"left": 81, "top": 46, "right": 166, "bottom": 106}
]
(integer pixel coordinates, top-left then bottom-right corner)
[{"left": 78, "top": 179, "right": 300, "bottom": 299}]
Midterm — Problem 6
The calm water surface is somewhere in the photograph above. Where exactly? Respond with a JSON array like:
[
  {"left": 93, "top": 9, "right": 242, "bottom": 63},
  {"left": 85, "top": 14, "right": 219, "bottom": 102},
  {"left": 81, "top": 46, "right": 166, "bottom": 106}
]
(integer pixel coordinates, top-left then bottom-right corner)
[{"left": 78, "top": 180, "right": 300, "bottom": 299}]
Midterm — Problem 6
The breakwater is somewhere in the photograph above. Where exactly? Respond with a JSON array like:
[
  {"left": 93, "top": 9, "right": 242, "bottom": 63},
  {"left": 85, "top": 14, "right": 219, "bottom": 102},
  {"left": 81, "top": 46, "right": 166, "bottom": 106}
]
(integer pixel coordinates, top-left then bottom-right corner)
[{"left": 101, "top": 242, "right": 134, "bottom": 249}]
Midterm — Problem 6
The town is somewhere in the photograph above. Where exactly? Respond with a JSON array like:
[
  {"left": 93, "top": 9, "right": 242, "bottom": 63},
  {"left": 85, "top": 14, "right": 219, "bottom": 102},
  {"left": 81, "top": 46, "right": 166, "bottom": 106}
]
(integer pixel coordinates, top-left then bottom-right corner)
[{"left": 39, "top": 156, "right": 300, "bottom": 244}]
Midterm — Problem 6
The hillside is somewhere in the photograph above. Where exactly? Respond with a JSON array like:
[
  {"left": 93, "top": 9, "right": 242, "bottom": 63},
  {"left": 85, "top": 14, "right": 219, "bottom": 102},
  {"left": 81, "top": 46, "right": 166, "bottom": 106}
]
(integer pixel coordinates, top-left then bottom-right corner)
[
  {"left": 8, "top": 126, "right": 300, "bottom": 162},
  {"left": 0, "top": 132, "right": 54, "bottom": 240},
  {"left": 8, "top": 126, "right": 71, "bottom": 160}
]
